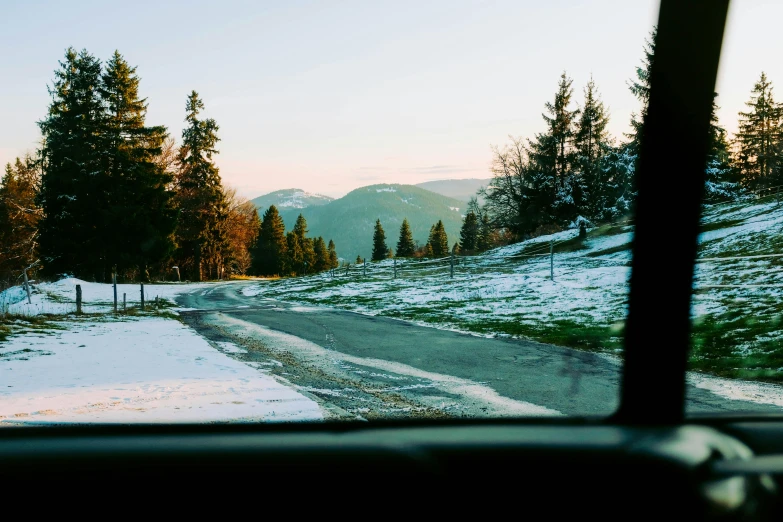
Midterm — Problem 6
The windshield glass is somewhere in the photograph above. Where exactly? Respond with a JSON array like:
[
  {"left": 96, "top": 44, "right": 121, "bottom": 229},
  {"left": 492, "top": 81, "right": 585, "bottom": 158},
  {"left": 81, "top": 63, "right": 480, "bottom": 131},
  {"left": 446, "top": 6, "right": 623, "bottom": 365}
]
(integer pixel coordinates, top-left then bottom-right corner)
[
  {"left": 687, "top": 0, "right": 783, "bottom": 415},
  {"left": 3, "top": 0, "right": 777, "bottom": 425}
]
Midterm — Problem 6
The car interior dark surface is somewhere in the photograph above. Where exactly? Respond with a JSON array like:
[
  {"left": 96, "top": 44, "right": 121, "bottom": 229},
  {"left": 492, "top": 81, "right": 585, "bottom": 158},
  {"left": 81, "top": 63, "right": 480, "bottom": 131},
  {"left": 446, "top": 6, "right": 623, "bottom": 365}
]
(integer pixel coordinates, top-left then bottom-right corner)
[{"left": 4, "top": 1, "right": 783, "bottom": 519}]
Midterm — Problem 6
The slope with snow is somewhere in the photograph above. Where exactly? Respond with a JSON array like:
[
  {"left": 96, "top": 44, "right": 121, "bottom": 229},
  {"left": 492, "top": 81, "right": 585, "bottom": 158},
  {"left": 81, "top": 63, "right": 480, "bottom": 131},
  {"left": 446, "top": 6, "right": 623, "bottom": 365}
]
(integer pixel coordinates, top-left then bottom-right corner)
[
  {"left": 251, "top": 188, "right": 333, "bottom": 211},
  {"left": 241, "top": 197, "right": 783, "bottom": 384}
]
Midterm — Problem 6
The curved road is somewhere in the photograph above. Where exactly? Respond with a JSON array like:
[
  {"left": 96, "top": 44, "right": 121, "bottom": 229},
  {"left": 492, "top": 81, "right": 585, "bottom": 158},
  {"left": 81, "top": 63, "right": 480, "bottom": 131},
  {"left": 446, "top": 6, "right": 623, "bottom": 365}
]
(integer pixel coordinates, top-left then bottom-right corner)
[{"left": 177, "top": 282, "right": 780, "bottom": 420}]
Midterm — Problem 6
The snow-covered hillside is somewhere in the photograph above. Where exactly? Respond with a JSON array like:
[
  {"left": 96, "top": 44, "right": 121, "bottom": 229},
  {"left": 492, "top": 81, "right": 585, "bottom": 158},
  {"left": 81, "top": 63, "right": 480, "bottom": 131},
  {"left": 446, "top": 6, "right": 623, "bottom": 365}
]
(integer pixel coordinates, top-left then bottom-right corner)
[
  {"left": 250, "top": 188, "right": 333, "bottom": 211},
  {"left": 243, "top": 197, "right": 783, "bottom": 383}
]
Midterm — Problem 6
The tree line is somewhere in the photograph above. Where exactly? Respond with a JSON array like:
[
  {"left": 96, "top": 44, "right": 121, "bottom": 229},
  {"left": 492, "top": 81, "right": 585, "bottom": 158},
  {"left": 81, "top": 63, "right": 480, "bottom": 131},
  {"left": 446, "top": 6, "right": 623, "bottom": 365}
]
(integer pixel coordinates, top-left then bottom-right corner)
[
  {"left": 365, "top": 28, "right": 783, "bottom": 261},
  {"left": 360, "top": 213, "right": 495, "bottom": 263},
  {"left": 479, "top": 29, "right": 783, "bottom": 242},
  {"left": 251, "top": 205, "right": 338, "bottom": 276},
  {"left": 0, "top": 48, "right": 339, "bottom": 284}
]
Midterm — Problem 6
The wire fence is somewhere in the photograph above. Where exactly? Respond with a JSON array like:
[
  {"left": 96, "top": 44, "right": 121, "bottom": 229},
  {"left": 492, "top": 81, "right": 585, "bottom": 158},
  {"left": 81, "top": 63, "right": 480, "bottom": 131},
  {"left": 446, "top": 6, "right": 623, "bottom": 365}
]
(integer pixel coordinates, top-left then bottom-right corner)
[{"left": 321, "top": 226, "right": 781, "bottom": 294}]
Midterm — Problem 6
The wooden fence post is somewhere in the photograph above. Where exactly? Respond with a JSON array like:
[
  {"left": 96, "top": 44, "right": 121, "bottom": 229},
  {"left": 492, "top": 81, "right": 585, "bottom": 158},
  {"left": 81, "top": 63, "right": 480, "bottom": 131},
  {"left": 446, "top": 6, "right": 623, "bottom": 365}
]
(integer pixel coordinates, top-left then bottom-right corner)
[
  {"left": 123, "top": 293, "right": 126, "bottom": 312},
  {"left": 76, "top": 284, "right": 82, "bottom": 314},
  {"left": 393, "top": 258, "right": 397, "bottom": 279},
  {"left": 22, "top": 269, "right": 32, "bottom": 304},
  {"left": 113, "top": 272, "right": 118, "bottom": 313},
  {"left": 450, "top": 252, "right": 454, "bottom": 278},
  {"left": 363, "top": 258, "right": 367, "bottom": 277},
  {"left": 550, "top": 240, "right": 554, "bottom": 281},
  {"left": 140, "top": 283, "right": 145, "bottom": 311}
]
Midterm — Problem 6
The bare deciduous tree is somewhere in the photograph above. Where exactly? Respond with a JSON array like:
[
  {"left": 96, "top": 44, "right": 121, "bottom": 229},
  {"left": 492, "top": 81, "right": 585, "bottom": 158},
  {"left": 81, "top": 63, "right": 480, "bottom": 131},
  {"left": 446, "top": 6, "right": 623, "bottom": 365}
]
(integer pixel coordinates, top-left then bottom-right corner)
[{"left": 480, "top": 136, "right": 530, "bottom": 239}]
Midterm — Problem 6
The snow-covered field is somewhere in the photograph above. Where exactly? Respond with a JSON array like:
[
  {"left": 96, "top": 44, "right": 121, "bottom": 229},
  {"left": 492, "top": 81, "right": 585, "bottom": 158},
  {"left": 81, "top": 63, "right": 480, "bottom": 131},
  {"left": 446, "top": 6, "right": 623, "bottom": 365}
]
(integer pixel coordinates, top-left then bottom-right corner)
[
  {"left": 0, "top": 279, "right": 323, "bottom": 425},
  {"left": 243, "top": 197, "right": 783, "bottom": 382}
]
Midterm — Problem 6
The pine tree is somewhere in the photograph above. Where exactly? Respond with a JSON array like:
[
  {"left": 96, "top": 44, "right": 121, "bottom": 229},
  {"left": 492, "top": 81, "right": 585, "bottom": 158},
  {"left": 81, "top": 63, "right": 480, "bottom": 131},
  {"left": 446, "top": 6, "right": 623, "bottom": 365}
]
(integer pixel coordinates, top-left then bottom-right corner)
[
  {"left": 253, "top": 205, "right": 287, "bottom": 276},
  {"left": 477, "top": 213, "right": 492, "bottom": 251},
  {"left": 527, "top": 72, "right": 579, "bottom": 226},
  {"left": 627, "top": 28, "right": 657, "bottom": 150},
  {"left": 459, "top": 212, "right": 479, "bottom": 252},
  {"left": 387, "top": 247, "right": 394, "bottom": 258},
  {"left": 327, "top": 239, "right": 338, "bottom": 269},
  {"left": 356, "top": 254, "right": 363, "bottom": 264},
  {"left": 590, "top": 30, "right": 658, "bottom": 222},
  {"left": 100, "top": 51, "right": 176, "bottom": 280},
  {"left": 428, "top": 220, "right": 449, "bottom": 257},
  {"left": 735, "top": 72, "right": 783, "bottom": 189},
  {"left": 396, "top": 218, "right": 415, "bottom": 258},
  {"left": 38, "top": 48, "right": 107, "bottom": 279},
  {"left": 174, "top": 91, "right": 229, "bottom": 281},
  {"left": 574, "top": 77, "right": 612, "bottom": 218},
  {"left": 704, "top": 97, "right": 740, "bottom": 202},
  {"left": 313, "top": 236, "right": 329, "bottom": 272},
  {"left": 0, "top": 156, "right": 41, "bottom": 281},
  {"left": 292, "top": 214, "right": 315, "bottom": 270},
  {"left": 371, "top": 219, "right": 388, "bottom": 261},
  {"left": 284, "top": 231, "right": 302, "bottom": 275}
]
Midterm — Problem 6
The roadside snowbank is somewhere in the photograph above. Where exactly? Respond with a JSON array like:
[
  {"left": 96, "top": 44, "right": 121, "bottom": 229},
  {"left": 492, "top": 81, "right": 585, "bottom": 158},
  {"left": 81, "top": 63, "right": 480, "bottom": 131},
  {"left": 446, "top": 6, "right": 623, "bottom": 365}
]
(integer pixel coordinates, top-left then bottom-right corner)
[{"left": 0, "top": 316, "right": 322, "bottom": 425}]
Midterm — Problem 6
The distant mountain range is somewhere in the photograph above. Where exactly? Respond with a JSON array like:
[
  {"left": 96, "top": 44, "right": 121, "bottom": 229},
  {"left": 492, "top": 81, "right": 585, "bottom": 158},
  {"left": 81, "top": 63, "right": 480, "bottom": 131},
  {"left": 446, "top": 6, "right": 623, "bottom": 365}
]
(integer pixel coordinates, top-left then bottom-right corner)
[
  {"left": 415, "top": 178, "right": 491, "bottom": 202},
  {"left": 250, "top": 189, "right": 333, "bottom": 211},
  {"left": 253, "top": 184, "right": 467, "bottom": 261}
]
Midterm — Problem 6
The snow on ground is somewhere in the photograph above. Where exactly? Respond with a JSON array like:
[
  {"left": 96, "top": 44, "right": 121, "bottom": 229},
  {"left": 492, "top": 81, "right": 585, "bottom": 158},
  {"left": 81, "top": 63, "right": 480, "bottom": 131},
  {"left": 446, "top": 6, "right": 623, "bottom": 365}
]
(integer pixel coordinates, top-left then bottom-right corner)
[
  {"left": 243, "top": 197, "right": 783, "bottom": 385},
  {"left": 0, "top": 316, "right": 322, "bottom": 425},
  {"left": 0, "top": 278, "right": 324, "bottom": 424}
]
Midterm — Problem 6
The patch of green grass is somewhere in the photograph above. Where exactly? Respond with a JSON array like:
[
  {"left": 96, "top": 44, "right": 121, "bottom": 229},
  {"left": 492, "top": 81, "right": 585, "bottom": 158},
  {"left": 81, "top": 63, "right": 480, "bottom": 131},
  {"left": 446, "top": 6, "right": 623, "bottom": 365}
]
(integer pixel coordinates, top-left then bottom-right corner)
[
  {"left": 462, "top": 317, "right": 624, "bottom": 352},
  {"left": 699, "top": 217, "right": 745, "bottom": 234},
  {"left": 585, "top": 242, "right": 632, "bottom": 257},
  {"left": 0, "top": 314, "right": 66, "bottom": 341},
  {"left": 690, "top": 311, "right": 783, "bottom": 382}
]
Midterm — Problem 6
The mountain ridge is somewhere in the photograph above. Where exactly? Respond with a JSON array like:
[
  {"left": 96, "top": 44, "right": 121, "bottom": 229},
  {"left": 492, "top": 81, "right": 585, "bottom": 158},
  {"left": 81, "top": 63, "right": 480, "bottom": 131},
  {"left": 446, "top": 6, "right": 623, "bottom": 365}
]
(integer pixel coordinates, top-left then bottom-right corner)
[{"left": 255, "top": 184, "right": 467, "bottom": 261}]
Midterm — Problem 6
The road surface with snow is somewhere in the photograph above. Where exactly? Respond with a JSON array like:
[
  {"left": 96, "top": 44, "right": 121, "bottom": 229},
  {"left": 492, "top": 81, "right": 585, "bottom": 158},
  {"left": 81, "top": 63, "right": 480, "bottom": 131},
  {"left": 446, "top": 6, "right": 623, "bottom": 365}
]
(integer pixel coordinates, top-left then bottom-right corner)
[{"left": 178, "top": 282, "right": 783, "bottom": 418}]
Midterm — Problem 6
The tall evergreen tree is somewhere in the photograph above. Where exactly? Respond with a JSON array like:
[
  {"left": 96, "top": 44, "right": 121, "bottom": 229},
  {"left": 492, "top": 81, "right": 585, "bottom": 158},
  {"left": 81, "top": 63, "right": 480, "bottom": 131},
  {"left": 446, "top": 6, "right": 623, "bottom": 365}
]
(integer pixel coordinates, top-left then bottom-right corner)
[
  {"left": 735, "top": 72, "right": 783, "bottom": 189},
  {"left": 327, "top": 239, "right": 338, "bottom": 269},
  {"left": 527, "top": 72, "right": 579, "bottom": 225},
  {"left": 459, "top": 211, "right": 479, "bottom": 252},
  {"left": 0, "top": 156, "right": 41, "bottom": 280},
  {"left": 313, "top": 236, "right": 329, "bottom": 272},
  {"left": 704, "top": 97, "right": 740, "bottom": 201},
  {"left": 593, "top": 29, "right": 657, "bottom": 221},
  {"left": 371, "top": 219, "right": 388, "bottom": 261},
  {"left": 627, "top": 28, "right": 657, "bottom": 150},
  {"left": 285, "top": 231, "right": 303, "bottom": 275},
  {"left": 427, "top": 220, "right": 449, "bottom": 257},
  {"left": 38, "top": 48, "right": 107, "bottom": 279},
  {"left": 292, "top": 214, "right": 315, "bottom": 270},
  {"left": 396, "top": 218, "right": 415, "bottom": 258},
  {"left": 477, "top": 213, "right": 492, "bottom": 251},
  {"left": 100, "top": 51, "right": 176, "bottom": 280},
  {"left": 574, "top": 77, "right": 612, "bottom": 218},
  {"left": 253, "top": 205, "right": 287, "bottom": 276},
  {"left": 174, "top": 91, "right": 229, "bottom": 281}
]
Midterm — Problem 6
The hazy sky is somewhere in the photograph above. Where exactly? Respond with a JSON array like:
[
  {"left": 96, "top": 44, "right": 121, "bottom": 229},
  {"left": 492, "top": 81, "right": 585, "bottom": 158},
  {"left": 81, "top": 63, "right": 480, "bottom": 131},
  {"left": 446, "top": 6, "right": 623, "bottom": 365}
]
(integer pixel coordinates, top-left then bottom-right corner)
[{"left": 1, "top": 0, "right": 781, "bottom": 198}]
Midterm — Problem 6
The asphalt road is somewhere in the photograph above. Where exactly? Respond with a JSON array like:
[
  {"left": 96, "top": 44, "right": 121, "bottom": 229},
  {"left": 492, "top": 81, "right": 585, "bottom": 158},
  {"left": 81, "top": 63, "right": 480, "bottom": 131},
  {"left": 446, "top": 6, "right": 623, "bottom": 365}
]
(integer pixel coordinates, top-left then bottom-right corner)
[{"left": 177, "top": 282, "right": 781, "bottom": 420}]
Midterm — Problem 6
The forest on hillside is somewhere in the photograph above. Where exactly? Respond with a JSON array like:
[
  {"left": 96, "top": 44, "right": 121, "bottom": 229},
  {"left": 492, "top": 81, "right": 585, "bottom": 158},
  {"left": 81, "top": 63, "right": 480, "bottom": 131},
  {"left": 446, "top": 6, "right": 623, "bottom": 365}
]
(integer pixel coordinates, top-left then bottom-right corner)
[
  {"left": 477, "top": 29, "right": 782, "bottom": 243},
  {"left": 2, "top": 28, "right": 782, "bottom": 284}
]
